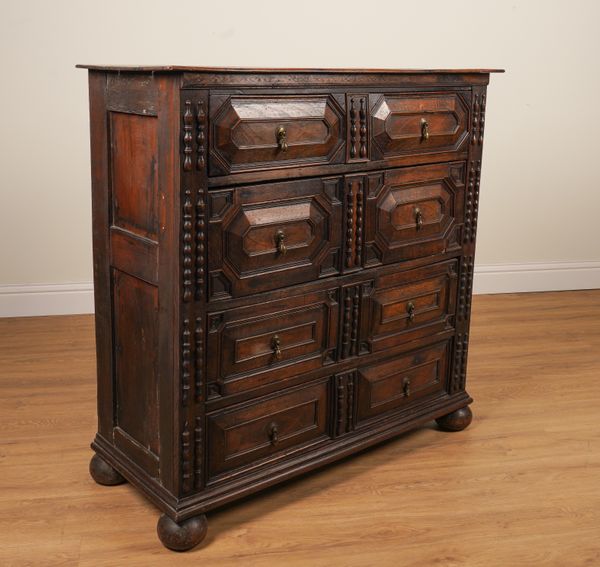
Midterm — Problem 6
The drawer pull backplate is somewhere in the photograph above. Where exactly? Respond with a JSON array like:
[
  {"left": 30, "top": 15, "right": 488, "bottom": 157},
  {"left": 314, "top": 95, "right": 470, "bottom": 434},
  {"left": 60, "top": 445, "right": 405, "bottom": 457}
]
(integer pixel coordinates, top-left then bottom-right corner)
[
  {"left": 276, "top": 126, "right": 288, "bottom": 152},
  {"left": 268, "top": 422, "right": 279, "bottom": 445},
  {"left": 421, "top": 118, "right": 430, "bottom": 141},
  {"left": 271, "top": 334, "right": 282, "bottom": 361},
  {"left": 275, "top": 229, "right": 287, "bottom": 256}
]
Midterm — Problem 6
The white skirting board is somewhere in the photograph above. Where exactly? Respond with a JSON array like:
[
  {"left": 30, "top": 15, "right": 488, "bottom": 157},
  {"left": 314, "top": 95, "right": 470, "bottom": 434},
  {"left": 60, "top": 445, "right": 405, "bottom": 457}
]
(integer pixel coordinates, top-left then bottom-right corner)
[
  {"left": 1, "top": 262, "right": 599, "bottom": 317},
  {"left": 0, "top": 282, "right": 95, "bottom": 318},
  {"left": 472, "top": 261, "right": 600, "bottom": 295}
]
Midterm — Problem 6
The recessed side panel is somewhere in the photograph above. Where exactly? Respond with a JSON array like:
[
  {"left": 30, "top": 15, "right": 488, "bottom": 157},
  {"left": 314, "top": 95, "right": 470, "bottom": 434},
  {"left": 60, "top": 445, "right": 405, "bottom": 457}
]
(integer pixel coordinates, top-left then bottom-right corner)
[
  {"left": 112, "top": 269, "right": 160, "bottom": 476},
  {"left": 110, "top": 113, "right": 159, "bottom": 240}
]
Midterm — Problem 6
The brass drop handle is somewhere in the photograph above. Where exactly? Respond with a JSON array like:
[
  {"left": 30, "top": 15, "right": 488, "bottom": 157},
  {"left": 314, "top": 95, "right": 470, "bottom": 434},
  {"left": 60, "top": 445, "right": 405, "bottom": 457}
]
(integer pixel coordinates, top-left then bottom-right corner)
[
  {"left": 421, "top": 118, "right": 430, "bottom": 141},
  {"left": 415, "top": 207, "right": 423, "bottom": 231},
  {"left": 403, "top": 378, "right": 411, "bottom": 397},
  {"left": 275, "top": 230, "right": 287, "bottom": 256},
  {"left": 276, "top": 126, "right": 288, "bottom": 152},
  {"left": 271, "top": 334, "right": 282, "bottom": 360},
  {"left": 407, "top": 301, "right": 416, "bottom": 322},
  {"left": 267, "top": 422, "right": 279, "bottom": 445}
]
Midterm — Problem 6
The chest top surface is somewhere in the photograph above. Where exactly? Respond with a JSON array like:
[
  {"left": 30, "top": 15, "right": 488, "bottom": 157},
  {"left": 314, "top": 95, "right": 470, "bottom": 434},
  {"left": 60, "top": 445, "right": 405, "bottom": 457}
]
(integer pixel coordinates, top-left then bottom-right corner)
[{"left": 77, "top": 65, "right": 504, "bottom": 73}]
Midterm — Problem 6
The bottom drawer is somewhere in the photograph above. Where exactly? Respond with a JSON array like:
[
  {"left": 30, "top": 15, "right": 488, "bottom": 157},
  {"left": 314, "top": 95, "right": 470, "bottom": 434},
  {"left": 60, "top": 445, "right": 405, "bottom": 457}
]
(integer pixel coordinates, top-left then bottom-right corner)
[
  {"left": 207, "top": 378, "right": 331, "bottom": 480},
  {"left": 355, "top": 339, "right": 451, "bottom": 425}
]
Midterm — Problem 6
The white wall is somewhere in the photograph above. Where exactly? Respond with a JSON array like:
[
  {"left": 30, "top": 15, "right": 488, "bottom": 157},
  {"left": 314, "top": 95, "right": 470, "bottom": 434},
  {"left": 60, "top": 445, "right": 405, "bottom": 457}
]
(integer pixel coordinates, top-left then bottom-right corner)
[{"left": 1, "top": 0, "right": 599, "bottom": 315}]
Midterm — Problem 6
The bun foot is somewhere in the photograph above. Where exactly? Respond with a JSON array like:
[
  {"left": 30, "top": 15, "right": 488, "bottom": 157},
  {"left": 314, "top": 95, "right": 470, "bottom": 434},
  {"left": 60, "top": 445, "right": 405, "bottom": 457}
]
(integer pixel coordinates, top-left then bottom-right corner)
[
  {"left": 436, "top": 405, "right": 473, "bottom": 432},
  {"left": 89, "top": 453, "right": 126, "bottom": 486},
  {"left": 157, "top": 513, "right": 208, "bottom": 552}
]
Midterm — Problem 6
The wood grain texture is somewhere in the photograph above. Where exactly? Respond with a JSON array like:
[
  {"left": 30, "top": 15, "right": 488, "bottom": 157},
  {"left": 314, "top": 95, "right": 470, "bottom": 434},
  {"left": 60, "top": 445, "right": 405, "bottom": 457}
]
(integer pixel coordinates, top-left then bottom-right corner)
[
  {"left": 76, "top": 65, "right": 504, "bottom": 74},
  {"left": 80, "top": 69, "right": 499, "bottom": 549},
  {"left": 1, "top": 290, "right": 599, "bottom": 565}
]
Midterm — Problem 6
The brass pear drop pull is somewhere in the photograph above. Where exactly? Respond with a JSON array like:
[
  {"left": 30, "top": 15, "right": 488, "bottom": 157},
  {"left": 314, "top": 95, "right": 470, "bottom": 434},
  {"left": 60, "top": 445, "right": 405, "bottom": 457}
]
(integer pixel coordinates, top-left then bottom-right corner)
[
  {"left": 271, "top": 334, "right": 282, "bottom": 360},
  {"left": 407, "top": 301, "right": 416, "bottom": 322},
  {"left": 421, "top": 118, "right": 430, "bottom": 141},
  {"left": 267, "top": 422, "right": 279, "bottom": 445},
  {"left": 275, "top": 230, "right": 287, "bottom": 256},
  {"left": 276, "top": 126, "right": 288, "bottom": 152},
  {"left": 403, "top": 378, "right": 411, "bottom": 397},
  {"left": 415, "top": 207, "right": 423, "bottom": 231}
]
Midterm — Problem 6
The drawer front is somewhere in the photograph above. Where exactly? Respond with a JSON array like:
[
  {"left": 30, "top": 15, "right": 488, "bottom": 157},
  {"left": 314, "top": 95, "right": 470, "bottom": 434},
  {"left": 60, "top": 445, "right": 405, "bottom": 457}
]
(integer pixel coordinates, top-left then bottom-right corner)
[
  {"left": 207, "top": 378, "right": 331, "bottom": 479},
  {"left": 208, "top": 177, "right": 342, "bottom": 300},
  {"left": 207, "top": 288, "right": 338, "bottom": 396},
  {"left": 356, "top": 339, "right": 451, "bottom": 424},
  {"left": 364, "top": 162, "right": 465, "bottom": 266},
  {"left": 370, "top": 92, "right": 469, "bottom": 161},
  {"left": 363, "top": 260, "right": 457, "bottom": 354},
  {"left": 209, "top": 94, "right": 346, "bottom": 175}
]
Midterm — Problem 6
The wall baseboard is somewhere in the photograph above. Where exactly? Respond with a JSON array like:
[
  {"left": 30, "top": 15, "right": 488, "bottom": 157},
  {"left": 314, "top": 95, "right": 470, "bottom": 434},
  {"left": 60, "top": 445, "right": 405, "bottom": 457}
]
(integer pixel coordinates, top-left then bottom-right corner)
[
  {"left": 472, "top": 261, "right": 600, "bottom": 295},
  {"left": 0, "top": 282, "right": 95, "bottom": 318},
  {"left": 1, "top": 261, "right": 599, "bottom": 317}
]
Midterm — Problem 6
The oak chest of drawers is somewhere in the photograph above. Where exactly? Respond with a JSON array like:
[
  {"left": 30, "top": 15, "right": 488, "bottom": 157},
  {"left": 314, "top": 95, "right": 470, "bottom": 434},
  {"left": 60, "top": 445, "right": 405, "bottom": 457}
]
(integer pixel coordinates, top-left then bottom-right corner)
[{"left": 79, "top": 65, "right": 502, "bottom": 551}]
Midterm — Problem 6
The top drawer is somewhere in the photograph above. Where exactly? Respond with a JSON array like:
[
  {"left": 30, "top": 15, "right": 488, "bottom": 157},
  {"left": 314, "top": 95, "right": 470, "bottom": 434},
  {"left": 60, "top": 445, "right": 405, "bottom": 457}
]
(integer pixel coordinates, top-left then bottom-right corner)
[
  {"left": 209, "top": 94, "right": 346, "bottom": 175},
  {"left": 370, "top": 92, "right": 470, "bottom": 161},
  {"left": 207, "top": 90, "right": 472, "bottom": 178}
]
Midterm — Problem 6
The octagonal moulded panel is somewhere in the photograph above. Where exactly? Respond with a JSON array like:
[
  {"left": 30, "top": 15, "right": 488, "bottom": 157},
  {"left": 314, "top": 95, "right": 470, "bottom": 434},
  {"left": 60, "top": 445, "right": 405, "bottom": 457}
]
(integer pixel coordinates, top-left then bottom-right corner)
[
  {"left": 209, "top": 94, "right": 346, "bottom": 175},
  {"left": 370, "top": 92, "right": 469, "bottom": 161},
  {"left": 364, "top": 162, "right": 466, "bottom": 266},
  {"left": 208, "top": 177, "right": 343, "bottom": 299},
  {"left": 225, "top": 200, "right": 327, "bottom": 275}
]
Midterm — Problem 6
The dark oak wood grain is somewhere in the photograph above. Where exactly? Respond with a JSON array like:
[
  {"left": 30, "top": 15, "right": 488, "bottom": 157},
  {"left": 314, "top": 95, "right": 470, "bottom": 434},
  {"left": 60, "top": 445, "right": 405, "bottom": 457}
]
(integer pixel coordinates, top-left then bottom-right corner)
[
  {"left": 77, "top": 65, "right": 504, "bottom": 74},
  {"left": 81, "top": 66, "right": 499, "bottom": 551}
]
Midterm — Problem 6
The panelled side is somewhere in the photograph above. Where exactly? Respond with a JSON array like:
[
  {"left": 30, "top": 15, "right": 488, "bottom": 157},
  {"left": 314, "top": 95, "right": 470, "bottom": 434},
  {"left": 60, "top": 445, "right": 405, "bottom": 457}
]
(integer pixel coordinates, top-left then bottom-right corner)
[{"left": 90, "top": 72, "right": 178, "bottom": 487}]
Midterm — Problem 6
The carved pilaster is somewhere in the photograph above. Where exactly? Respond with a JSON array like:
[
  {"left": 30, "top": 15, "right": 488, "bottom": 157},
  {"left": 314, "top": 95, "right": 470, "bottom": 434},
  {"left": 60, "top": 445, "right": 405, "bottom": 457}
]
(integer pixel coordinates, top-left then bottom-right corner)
[
  {"left": 182, "top": 318, "right": 191, "bottom": 406},
  {"left": 464, "top": 160, "right": 481, "bottom": 243},
  {"left": 179, "top": 92, "right": 208, "bottom": 498},
  {"left": 183, "top": 100, "right": 193, "bottom": 171},
  {"left": 336, "top": 374, "right": 346, "bottom": 437},
  {"left": 196, "top": 101, "right": 206, "bottom": 170},
  {"left": 341, "top": 285, "right": 361, "bottom": 359},
  {"left": 359, "top": 97, "right": 367, "bottom": 158},
  {"left": 344, "top": 176, "right": 365, "bottom": 271},
  {"left": 181, "top": 421, "right": 192, "bottom": 493},
  {"left": 195, "top": 189, "right": 206, "bottom": 300},
  {"left": 450, "top": 333, "right": 469, "bottom": 394},
  {"left": 458, "top": 255, "right": 474, "bottom": 322},
  {"left": 471, "top": 93, "right": 486, "bottom": 145},
  {"left": 342, "top": 287, "right": 352, "bottom": 357},
  {"left": 334, "top": 371, "right": 356, "bottom": 436},
  {"left": 194, "top": 317, "right": 203, "bottom": 402},
  {"left": 349, "top": 98, "right": 357, "bottom": 159},
  {"left": 348, "top": 94, "right": 369, "bottom": 162},
  {"left": 479, "top": 93, "right": 486, "bottom": 144},
  {"left": 471, "top": 161, "right": 481, "bottom": 241},
  {"left": 346, "top": 372, "right": 355, "bottom": 431},
  {"left": 346, "top": 181, "right": 354, "bottom": 268},
  {"left": 351, "top": 286, "right": 359, "bottom": 356},
  {"left": 356, "top": 178, "right": 363, "bottom": 265},
  {"left": 194, "top": 416, "right": 203, "bottom": 490},
  {"left": 182, "top": 189, "right": 193, "bottom": 302}
]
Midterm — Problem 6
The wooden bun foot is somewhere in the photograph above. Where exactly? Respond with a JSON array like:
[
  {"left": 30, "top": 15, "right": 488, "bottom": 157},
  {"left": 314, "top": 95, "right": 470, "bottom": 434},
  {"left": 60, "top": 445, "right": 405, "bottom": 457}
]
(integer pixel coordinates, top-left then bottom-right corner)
[
  {"left": 89, "top": 453, "right": 126, "bottom": 486},
  {"left": 157, "top": 513, "right": 208, "bottom": 552},
  {"left": 436, "top": 405, "right": 473, "bottom": 432}
]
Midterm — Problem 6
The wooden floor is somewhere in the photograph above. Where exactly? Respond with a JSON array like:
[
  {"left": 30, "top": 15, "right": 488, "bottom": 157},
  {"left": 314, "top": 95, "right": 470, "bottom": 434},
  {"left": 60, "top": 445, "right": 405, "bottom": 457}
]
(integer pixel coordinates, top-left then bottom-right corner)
[{"left": 1, "top": 290, "right": 600, "bottom": 566}]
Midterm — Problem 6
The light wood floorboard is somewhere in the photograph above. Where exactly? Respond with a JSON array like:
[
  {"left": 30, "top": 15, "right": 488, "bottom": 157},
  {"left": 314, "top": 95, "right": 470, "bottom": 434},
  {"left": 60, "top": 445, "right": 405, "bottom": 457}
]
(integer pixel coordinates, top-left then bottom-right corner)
[{"left": 1, "top": 290, "right": 599, "bottom": 566}]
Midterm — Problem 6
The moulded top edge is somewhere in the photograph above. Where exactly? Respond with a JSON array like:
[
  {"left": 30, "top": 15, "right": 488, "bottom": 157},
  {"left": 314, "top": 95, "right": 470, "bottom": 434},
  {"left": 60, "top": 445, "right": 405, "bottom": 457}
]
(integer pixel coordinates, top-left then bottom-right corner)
[{"left": 76, "top": 65, "right": 505, "bottom": 74}]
